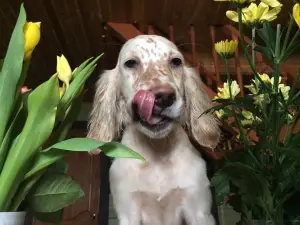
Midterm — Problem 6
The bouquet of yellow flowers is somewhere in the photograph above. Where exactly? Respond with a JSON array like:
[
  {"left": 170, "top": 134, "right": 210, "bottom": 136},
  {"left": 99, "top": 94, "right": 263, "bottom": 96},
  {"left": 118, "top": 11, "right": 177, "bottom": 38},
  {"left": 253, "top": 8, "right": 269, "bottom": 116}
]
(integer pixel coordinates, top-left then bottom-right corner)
[
  {"left": 210, "top": 0, "right": 300, "bottom": 224},
  {"left": 0, "top": 4, "right": 143, "bottom": 224}
]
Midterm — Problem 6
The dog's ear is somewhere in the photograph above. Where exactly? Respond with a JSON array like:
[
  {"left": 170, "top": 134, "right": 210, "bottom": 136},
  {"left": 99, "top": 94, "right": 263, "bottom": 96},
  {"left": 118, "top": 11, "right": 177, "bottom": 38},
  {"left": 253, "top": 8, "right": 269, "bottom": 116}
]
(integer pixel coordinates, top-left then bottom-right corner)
[
  {"left": 182, "top": 67, "right": 220, "bottom": 149},
  {"left": 87, "top": 69, "right": 129, "bottom": 154}
]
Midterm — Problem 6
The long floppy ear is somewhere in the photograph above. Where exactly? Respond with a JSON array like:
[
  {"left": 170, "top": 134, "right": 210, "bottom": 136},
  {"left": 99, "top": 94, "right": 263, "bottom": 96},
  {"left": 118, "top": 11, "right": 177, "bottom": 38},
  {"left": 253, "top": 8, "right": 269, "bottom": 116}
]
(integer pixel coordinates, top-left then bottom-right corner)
[
  {"left": 87, "top": 69, "right": 129, "bottom": 154},
  {"left": 183, "top": 67, "right": 220, "bottom": 149}
]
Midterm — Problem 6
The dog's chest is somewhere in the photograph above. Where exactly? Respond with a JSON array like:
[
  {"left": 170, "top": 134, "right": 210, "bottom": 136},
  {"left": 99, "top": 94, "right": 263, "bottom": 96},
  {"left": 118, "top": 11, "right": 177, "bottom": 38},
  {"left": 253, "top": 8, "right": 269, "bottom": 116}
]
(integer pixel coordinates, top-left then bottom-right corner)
[{"left": 134, "top": 158, "right": 193, "bottom": 197}]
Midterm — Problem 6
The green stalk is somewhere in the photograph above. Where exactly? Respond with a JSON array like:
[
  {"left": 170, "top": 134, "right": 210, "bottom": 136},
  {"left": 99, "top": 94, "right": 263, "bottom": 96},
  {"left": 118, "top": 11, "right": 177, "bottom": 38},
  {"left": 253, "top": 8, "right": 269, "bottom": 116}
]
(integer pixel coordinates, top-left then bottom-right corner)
[
  {"left": 285, "top": 29, "right": 300, "bottom": 55},
  {"left": 270, "top": 25, "right": 282, "bottom": 169},
  {"left": 224, "top": 58, "right": 259, "bottom": 165},
  {"left": 252, "top": 27, "right": 257, "bottom": 72},
  {"left": 280, "top": 16, "right": 294, "bottom": 60},
  {"left": 237, "top": 8, "right": 271, "bottom": 91}
]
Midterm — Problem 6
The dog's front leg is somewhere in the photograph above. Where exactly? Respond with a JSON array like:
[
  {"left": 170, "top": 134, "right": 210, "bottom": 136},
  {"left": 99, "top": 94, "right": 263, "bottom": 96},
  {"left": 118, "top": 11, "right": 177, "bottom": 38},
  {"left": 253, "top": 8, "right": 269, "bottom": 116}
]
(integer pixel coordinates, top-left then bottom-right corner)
[
  {"left": 182, "top": 187, "right": 215, "bottom": 225},
  {"left": 115, "top": 199, "right": 141, "bottom": 225}
]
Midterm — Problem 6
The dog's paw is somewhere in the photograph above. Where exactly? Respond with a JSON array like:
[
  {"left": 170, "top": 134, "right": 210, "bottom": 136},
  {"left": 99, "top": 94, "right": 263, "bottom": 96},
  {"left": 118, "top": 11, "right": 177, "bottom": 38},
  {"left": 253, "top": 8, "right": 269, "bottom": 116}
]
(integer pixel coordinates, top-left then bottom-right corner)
[{"left": 89, "top": 148, "right": 101, "bottom": 155}]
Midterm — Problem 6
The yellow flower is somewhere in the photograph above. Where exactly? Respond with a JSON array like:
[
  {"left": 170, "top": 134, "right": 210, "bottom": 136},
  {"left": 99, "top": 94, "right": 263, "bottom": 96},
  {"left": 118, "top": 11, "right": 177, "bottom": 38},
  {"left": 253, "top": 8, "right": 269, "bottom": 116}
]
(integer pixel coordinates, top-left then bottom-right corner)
[
  {"left": 23, "top": 21, "right": 41, "bottom": 60},
  {"left": 261, "top": 0, "right": 282, "bottom": 8},
  {"left": 241, "top": 110, "right": 261, "bottom": 127},
  {"left": 215, "top": 109, "right": 226, "bottom": 119},
  {"left": 293, "top": 4, "right": 300, "bottom": 28},
  {"left": 226, "top": 2, "right": 282, "bottom": 25},
  {"left": 279, "top": 84, "right": 291, "bottom": 101},
  {"left": 214, "top": 0, "right": 254, "bottom": 3},
  {"left": 57, "top": 54, "right": 72, "bottom": 88},
  {"left": 59, "top": 85, "right": 66, "bottom": 98},
  {"left": 214, "top": 80, "right": 240, "bottom": 100},
  {"left": 270, "top": 77, "right": 291, "bottom": 100},
  {"left": 215, "top": 39, "right": 238, "bottom": 59},
  {"left": 286, "top": 113, "right": 295, "bottom": 124},
  {"left": 245, "top": 73, "right": 271, "bottom": 94}
]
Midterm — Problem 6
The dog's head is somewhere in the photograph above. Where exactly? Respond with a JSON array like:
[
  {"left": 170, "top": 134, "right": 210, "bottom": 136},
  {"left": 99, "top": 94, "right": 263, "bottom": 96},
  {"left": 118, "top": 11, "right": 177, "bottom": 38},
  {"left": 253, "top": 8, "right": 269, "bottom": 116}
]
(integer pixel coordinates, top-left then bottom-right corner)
[{"left": 88, "top": 35, "right": 220, "bottom": 149}]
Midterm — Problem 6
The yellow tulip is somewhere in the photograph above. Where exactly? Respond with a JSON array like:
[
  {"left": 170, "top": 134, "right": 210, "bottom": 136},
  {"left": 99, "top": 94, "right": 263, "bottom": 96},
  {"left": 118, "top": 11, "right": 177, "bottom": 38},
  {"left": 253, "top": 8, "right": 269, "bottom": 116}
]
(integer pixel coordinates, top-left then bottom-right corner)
[
  {"left": 226, "top": 2, "right": 282, "bottom": 25},
  {"left": 293, "top": 4, "right": 300, "bottom": 28},
  {"left": 57, "top": 55, "right": 72, "bottom": 88},
  {"left": 59, "top": 86, "right": 66, "bottom": 98},
  {"left": 214, "top": 80, "right": 240, "bottom": 100},
  {"left": 23, "top": 21, "right": 41, "bottom": 60},
  {"left": 215, "top": 39, "right": 238, "bottom": 59}
]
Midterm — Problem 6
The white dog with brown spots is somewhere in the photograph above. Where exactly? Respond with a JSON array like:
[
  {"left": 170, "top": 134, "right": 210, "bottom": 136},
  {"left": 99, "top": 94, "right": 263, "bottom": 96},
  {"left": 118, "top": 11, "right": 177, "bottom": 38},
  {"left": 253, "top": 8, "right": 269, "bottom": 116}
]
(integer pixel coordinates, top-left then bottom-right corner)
[{"left": 88, "top": 35, "right": 220, "bottom": 225}]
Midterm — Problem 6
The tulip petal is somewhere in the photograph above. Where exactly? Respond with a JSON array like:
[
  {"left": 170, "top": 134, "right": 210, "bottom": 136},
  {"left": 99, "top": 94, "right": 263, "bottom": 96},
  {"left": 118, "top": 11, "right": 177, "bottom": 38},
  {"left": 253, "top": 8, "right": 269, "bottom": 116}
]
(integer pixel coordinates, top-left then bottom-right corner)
[{"left": 293, "top": 4, "right": 300, "bottom": 28}]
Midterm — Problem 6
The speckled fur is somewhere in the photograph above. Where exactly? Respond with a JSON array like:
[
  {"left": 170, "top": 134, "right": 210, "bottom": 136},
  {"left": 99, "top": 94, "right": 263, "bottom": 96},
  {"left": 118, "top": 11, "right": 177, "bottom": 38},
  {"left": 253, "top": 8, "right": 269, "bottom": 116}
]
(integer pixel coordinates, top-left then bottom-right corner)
[{"left": 87, "top": 35, "right": 220, "bottom": 225}]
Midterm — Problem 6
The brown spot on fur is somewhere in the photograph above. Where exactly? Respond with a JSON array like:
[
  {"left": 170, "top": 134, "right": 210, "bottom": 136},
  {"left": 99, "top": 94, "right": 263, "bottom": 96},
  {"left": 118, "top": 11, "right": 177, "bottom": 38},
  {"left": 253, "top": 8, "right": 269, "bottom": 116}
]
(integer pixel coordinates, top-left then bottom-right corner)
[
  {"left": 132, "top": 62, "right": 174, "bottom": 89},
  {"left": 147, "top": 37, "right": 155, "bottom": 43}
]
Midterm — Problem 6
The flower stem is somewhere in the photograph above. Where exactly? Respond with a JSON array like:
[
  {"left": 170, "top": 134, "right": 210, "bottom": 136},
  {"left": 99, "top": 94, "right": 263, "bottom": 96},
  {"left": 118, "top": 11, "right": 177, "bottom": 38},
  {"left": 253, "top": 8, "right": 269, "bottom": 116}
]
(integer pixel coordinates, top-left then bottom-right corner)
[
  {"left": 224, "top": 59, "right": 258, "bottom": 164},
  {"left": 237, "top": 8, "right": 271, "bottom": 91},
  {"left": 225, "top": 59, "right": 233, "bottom": 100},
  {"left": 280, "top": 15, "right": 294, "bottom": 60}
]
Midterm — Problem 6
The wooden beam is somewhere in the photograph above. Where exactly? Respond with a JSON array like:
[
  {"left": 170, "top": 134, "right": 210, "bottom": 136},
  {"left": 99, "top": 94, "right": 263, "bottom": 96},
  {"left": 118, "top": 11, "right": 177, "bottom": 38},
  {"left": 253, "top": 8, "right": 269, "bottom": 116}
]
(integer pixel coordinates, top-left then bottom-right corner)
[
  {"left": 232, "top": 32, "right": 245, "bottom": 96},
  {"left": 147, "top": 25, "right": 155, "bottom": 34},
  {"left": 107, "top": 22, "right": 142, "bottom": 41},
  {"left": 210, "top": 26, "right": 221, "bottom": 87}
]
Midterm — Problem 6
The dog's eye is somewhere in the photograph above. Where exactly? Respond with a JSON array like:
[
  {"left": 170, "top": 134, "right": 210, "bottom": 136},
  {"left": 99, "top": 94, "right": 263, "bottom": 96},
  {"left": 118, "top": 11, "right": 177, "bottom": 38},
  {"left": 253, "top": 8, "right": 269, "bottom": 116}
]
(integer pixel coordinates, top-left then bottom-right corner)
[
  {"left": 170, "top": 57, "right": 182, "bottom": 67},
  {"left": 124, "top": 59, "right": 138, "bottom": 68}
]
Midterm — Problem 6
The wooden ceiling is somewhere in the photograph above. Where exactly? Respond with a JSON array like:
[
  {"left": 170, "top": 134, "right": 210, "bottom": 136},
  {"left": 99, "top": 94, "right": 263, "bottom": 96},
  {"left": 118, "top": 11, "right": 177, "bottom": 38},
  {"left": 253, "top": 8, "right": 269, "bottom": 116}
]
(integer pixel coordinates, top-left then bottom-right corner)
[{"left": 0, "top": 0, "right": 295, "bottom": 101}]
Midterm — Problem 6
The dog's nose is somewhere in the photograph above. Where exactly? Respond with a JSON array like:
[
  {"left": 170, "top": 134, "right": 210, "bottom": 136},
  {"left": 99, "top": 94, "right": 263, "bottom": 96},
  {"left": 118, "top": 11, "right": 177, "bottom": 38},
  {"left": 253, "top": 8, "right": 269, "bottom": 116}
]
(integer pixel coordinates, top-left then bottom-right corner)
[{"left": 152, "top": 88, "right": 176, "bottom": 109}]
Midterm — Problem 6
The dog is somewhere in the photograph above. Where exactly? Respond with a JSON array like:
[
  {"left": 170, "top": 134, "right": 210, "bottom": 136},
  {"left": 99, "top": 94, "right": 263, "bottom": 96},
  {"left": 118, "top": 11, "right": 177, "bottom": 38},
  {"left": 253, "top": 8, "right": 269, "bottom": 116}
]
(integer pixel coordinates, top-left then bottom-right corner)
[{"left": 87, "top": 35, "right": 220, "bottom": 225}]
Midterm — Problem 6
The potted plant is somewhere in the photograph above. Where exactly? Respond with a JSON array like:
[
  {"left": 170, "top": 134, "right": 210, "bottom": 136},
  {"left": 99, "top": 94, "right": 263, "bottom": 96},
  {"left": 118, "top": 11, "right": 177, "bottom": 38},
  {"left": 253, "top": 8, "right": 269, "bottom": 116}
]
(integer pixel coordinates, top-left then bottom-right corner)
[
  {"left": 0, "top": 3, "right": 144, "bottom": 225},
  {"left": 209, "top": 0, "right": 300, "bottom": 224}
]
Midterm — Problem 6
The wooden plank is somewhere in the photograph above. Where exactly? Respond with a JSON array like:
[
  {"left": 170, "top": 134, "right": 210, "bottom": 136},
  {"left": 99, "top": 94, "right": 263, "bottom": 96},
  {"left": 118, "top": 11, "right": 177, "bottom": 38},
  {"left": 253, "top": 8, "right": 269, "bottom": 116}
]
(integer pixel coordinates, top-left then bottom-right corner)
[
  {"left": 107, "top": 22, "right": 143, "bottom": 41},
  {"left": 232, "top": 32, "right": 245, "bottom": 96},
  {"left": 76, "top": 0, "right": 105, "bottom": 56},
  {"left": 47, "top": 0, "right": 90, "bottom": 65},
  {"left": 210, "top": 26, "right": 221, "bottom": 87}
]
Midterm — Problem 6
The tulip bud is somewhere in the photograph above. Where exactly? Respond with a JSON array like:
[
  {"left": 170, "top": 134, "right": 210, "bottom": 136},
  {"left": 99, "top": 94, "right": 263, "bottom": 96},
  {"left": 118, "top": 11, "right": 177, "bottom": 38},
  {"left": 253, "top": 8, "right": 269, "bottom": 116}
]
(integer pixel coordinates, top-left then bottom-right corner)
[
  {"left": 23, "top": 21, "right": 41, "bottom": 60},
  {"left": 56, "top": 55, "right": 72, "bottom": 88},
  {"left": 21, "top": 86, "right": 31, "bottom": 94},
  {"left": 293, "top": 3, "right": 300, "bottom": 28}
]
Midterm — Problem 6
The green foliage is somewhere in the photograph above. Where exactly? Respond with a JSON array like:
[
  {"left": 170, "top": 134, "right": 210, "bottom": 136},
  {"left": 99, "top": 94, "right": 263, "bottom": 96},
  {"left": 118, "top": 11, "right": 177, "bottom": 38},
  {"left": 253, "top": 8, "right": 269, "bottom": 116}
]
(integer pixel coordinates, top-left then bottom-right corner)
[
  {"left": 212, "top": 5, "right": 300, "bottom": 225},
  {"left": 0, "top": 3, "right": 145, "bottom": 224}
]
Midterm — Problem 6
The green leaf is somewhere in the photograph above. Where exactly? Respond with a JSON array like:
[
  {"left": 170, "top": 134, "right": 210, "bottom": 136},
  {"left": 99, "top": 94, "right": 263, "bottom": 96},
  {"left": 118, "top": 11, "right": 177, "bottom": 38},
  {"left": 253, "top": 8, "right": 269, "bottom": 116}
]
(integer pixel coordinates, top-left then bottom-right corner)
[
  {"left": 51, "top": 89, "right": 85, "bottom": 144},
  {"left": 0, "top": 74, "right": 60, "bottom": 210},
  {"left": 0, "top": 59, "right": 3, "bottom": 71},
  {"left": 32, "top": 210, "right": 63, "bottom": 225},
  {"left": 280, "top": 42, "right": 300, "bottom": 64},
  {"left": 28, "top": 173, "right": 84, "bottom": 212},
  {"left": 257, "top": 22, "right": 276, "bottom": 52},
  {"left": 254, "top": 46, "right": 274, "bottom": 63},
  {"left": 25, "top": 138, "right": 145, "bottom": 180},
  {"left": 47, "top": 159, "right": 69, "bottom": 174},
  {"left": 0, "top": 105, "right": 26, "bottom": 171},
  {"left": 211, "top": 173, "right": 230, "bottom": 205},
  {"left": 9, "top": 170, "right": 45, "bottom": 211},
  {"left": 72, "top": 57, "right": 93, "bottom": 79},
  {"left": 0, "top": 4, "right": 26, "bottom": 143}
]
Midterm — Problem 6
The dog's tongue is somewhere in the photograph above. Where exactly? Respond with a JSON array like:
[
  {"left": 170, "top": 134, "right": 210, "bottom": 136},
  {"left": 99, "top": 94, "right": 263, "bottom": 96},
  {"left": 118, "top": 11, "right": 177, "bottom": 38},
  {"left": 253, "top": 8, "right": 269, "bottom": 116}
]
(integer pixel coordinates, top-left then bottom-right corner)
[{"left": 133, "top": 90, "right": 155, "bottom": 122}]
